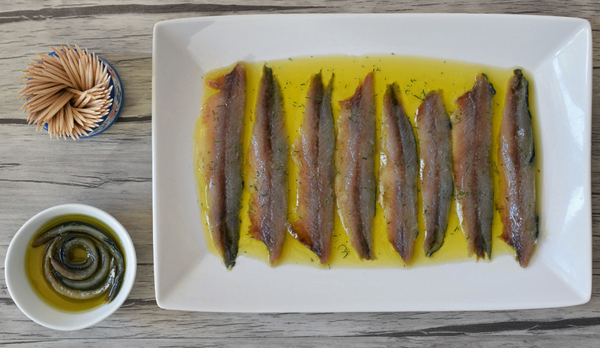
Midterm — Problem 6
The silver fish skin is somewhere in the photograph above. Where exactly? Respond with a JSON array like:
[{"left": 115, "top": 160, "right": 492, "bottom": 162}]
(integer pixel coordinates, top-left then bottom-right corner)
[
  {"left": 199, "top": 63, "right": 246, "bottom": 269},
  {"left": 335, "top": 72, "right": 376, "bottom": 260},
  {"left": 498, "top": 69, "right": 537, "bottom": 267},
  {"left": 378, "top": 84, "right": 419, "bottom": 264},
  {"left": 416, "top": 91, "right": 453, "bottom": 257},
  {"left": 248, "top": 65, "right": 288, "bottom": 265},
  {"left": 451, "top": 74, "right": 495, "bottom": 260},
  {"left": 289, "top": 72, "right": 335, "bottom": 264}
]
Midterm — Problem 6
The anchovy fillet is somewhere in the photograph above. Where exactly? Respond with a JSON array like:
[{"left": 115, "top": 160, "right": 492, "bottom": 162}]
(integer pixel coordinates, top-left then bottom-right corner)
[
  {"left": 335, "top": 72, "right": 376, "bottom": 260},
  {"left": 378, "top": 84, "right": 419, "bottom": 264},
  {"left": 451, "top": 74, "right": 496, "bottom": 259},
  {"left": 248, "top": 66, "right": 288, "bottom": 264},
  {"left": 199, "top": 63, "right": 246, "bottom": 269},
  {"left": 498, "top": 69, "right": 538, "bottom": 267},
  {"left": 289, "top": 72, "right": 335, "bottom": 264},
  {"left": 417, "top": 91, "right": 453, "bottom": 257}
]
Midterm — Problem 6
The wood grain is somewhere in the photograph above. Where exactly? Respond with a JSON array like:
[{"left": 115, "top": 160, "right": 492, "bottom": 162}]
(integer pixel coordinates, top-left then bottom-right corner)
[{"left": 0, "top": 0, "right": 599, "bottom": 346}]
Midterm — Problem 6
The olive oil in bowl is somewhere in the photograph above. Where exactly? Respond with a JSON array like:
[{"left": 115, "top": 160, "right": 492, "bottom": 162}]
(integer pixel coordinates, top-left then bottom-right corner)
[{"left": 26, "top": 214, "right": 126, "bottom": 312}]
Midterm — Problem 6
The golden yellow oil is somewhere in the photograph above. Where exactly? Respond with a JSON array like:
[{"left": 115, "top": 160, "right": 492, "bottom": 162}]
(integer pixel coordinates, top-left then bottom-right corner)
[
  {"left": 26, "top": 214, "right": 125, "bottom": 312},
  {"left": 194, "top": 55, "right": 538, "bottom": 268}
]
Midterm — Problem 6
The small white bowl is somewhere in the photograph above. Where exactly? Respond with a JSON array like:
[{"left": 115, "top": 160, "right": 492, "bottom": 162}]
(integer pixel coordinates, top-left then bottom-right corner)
[{"left": 4, "top": 204, "right": 136, "bottom": 330}]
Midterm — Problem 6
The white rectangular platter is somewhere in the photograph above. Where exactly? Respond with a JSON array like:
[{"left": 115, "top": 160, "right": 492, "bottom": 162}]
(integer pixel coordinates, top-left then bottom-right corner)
[{"left": 152, "top": 14, "right": 592, "bottom": 312}]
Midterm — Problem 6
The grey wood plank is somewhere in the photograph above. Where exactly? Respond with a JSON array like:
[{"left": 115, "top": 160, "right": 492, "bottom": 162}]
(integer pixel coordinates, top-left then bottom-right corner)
[
  {"left": 0, "top": 125, "right": 153, "bottom": 260},
  {"left": 2, "top": 301, "right": 600, "bottom": 341},
  {"left": 1, "top": 337, "right": 599, "bottom": 348}
]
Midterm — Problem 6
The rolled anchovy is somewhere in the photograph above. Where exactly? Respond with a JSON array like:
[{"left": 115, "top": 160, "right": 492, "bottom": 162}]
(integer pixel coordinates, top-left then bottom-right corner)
[
  {"left": 56, "top": 234, "right": 97, "bottom": 270},
  {"left": 54, "top": 245, "right": 111, "bottom": 290},
  {"left": 32, "top": 221, "right": 125, "bottom": 302},
  {"left": 44, "top": 249, "right": 116, "bottom": 300},
  {"left": 50, "top": 237, "right": 99, "bottom": 280}
]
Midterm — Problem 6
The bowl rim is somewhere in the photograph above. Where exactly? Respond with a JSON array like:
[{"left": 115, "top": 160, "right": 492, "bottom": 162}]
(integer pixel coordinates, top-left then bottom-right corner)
[{"left": 4, "top": 203, "right": 137, "bottom": 330}]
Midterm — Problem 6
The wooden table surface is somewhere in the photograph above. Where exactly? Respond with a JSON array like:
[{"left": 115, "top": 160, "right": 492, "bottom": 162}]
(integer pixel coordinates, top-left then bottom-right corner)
[{"left": 0, "top": 1, "right": 598, "bottom": 346}]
